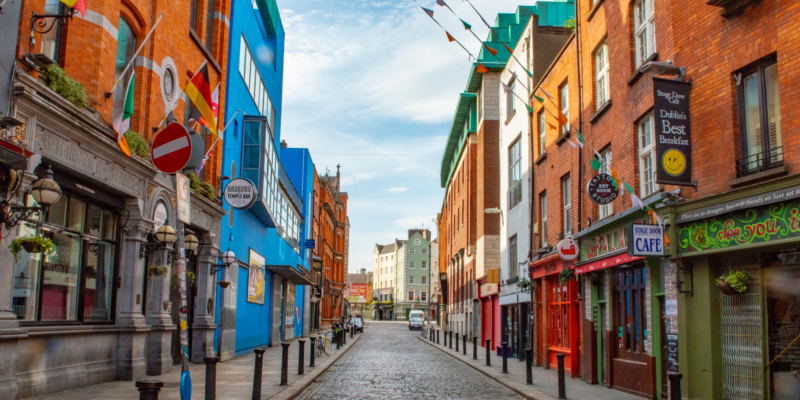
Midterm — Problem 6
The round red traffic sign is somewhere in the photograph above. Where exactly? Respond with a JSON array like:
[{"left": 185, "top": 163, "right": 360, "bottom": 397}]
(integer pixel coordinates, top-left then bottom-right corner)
[{"left": 151, "top": 123, "right": 192, "bottom": 174}]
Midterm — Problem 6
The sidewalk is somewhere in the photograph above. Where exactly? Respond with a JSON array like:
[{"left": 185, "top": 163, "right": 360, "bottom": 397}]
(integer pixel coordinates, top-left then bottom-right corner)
[
  {"left": 417, "top": 331, "right": 641, "bottom": 400},
  {"left": 26, "top": 332, "right": 361, "bottom": 400}
]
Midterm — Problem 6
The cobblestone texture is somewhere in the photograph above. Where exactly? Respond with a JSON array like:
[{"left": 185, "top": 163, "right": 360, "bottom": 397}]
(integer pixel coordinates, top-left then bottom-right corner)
[{"left": 296, "top": 322, "right": 523, "bottom": 400}]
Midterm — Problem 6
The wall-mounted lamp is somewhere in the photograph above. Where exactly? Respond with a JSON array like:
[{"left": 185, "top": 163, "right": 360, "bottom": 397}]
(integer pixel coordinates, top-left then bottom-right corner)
[
  {"left": 140, "top": 221, "right": 178, "bottom": 261},
  {"left": 0, "top": 165, "right": 61, "bottom": 227},
  {"left": 210, "top": 249, "right": 236, "bottom": 275}
]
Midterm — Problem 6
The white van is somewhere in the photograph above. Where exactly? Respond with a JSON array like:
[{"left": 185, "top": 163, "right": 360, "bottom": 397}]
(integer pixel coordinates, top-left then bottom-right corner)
[{"left": 408, "top": 310, "right": 424, "bottom": 330}]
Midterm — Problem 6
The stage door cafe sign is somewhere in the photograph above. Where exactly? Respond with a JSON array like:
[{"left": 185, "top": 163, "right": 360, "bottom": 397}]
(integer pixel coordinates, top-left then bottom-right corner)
[
  {"left": 654, "top": 78, "right": 692, "bottom": 186},
  {"left": 628, "top": 224, "right": 665, "bottom": 256},
  {"left": 679, "top": 199, "right": 800, "bottom": 254}
]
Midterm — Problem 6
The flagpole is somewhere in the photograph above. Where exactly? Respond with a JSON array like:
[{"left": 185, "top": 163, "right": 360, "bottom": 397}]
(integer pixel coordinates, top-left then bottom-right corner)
[
  {"left": 111, "top": 13, "right": 165, "bottom": 94},
  {"left": 204, "top": 109, "right": 239, "bottom": 156}
]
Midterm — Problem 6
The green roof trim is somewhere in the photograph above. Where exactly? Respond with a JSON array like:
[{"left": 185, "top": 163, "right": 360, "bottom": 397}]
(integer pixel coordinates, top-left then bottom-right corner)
[
  {"left": 440, "top": 93, "right": 477, "bottom": 188},
  {"left": 439, "top": 1, "right": 575, "bottom": 186},
  {"left": 255, "top": 0, "right": 280, "bottom": 38}
]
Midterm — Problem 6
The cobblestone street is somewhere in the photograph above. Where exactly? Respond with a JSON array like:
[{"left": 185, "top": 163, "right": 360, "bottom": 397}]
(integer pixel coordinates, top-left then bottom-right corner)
[{"left": 296, "top": 322, "right": 523, "bottom": 400}]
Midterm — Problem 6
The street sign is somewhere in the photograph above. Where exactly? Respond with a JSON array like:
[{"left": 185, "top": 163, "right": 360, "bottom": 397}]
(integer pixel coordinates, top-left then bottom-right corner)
[
  {"left": 556, "top": 238, "right": 578, "bottom": 261},
  {"left": 629, "top": 224, "right": 664, "bottom": 256},
  {"left": 176, "top": 173, "right": 191, "bottom": 223},
  {"left": 223, "top": 178, "right": 257, "bottom": 209},
  {"left": 151, "top": 123, "right": 192, "bottom": 174}
]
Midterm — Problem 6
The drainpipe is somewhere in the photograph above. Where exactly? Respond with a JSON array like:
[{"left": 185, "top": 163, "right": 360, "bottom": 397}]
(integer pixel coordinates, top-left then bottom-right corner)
[{"left": 575, "top": 0, "right": 585, "bottom": 233}]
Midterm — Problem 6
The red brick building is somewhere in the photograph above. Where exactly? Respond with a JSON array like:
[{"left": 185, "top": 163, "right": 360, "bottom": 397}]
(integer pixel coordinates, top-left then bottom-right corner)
[{"left": 312, "top": 168, "right": 348, "bottom": 331}]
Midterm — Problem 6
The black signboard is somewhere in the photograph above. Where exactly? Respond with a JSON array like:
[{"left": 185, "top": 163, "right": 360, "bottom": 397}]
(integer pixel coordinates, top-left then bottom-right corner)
[
  {"left": 654, "top": 78, "right": 692, "bottom": 186},
  {"left": 666, "top": 334, "right": 679, "bottom": 372},
  {"left": 586, "top": 174, "right": 619, "bottom": 204},
  {"left": 312, "top": 286, "right": 322, "bottom": 297}
]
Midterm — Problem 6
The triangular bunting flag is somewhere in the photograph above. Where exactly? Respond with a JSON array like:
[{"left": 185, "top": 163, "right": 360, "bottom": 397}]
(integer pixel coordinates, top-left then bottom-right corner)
[
  {"left": 541, "top": 88, "right": 554, "bottom": 100},
  {"left": 591, "top": 158, "right": 602, "bottom": 171},
  {"left": 524, "top": 103, "right": 533, "bottom": 113},
  {"left": 484, "top": 44, "right": 498, "bottom": 57},
  {"left": 477, "top": 63, "right": 489, "bottom": 73},
  {"left": 567, "top": 138, "right": 578, "bottom": 148},
  {"left": 461, "top": 19, "right": 472, "bottom": 30},
  {"left": 533, "top": 94, "right": 545, "bottom": 103},
  {"left": 446, "top": 32, "right": 456, "bottom": 42},
  {"left": 421, "top": 6, "right": 435, "bottom": 19},
  {"left": 547, "top": 121, "right": 558, "bottom": 131},
  {"left": 576, "top": 129, "right": 585, "bottom": 145},
  {"left": 501, "top": 82, "right": 513, "bottom": 94}
]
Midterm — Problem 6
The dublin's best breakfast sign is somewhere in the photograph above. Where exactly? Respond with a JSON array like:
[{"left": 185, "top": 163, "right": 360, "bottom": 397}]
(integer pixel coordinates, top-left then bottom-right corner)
[{"left": 654, "top": 78, "right": 693, "bottom": 187}]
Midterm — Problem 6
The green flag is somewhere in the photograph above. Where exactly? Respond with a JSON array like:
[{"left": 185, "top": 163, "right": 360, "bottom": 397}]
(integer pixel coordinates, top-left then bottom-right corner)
[
  {"left": 461, "top": 19, "right": 472, "bottom": 30},
  {"left": 590, "top": 158, "right": 602, "bottom": 171},
  {"left": 533, "top": 93, "right": 545, "bottom": 103}
]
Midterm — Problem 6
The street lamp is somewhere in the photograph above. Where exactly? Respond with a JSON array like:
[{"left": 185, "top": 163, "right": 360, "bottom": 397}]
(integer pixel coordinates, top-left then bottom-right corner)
[
  {"left": 0, "top": 165, "right": 62, "bottom": 227},
  {"left": 184, "top": 234, "right": 199, "bottom": 253},
  {"left": 211, "top": 249, "right": 236, "bottom": 275},
  {"left": 140, "top": 220, "right": 178, "bottom": 261}
]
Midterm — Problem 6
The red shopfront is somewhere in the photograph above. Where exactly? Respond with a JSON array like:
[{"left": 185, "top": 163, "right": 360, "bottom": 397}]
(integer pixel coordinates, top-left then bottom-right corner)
[{"left": 530, "top": 253, "right": 580, "bottom": 376}]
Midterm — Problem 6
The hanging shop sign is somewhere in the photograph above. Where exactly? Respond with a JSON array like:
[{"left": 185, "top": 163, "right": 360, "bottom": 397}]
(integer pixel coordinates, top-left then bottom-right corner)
[
  {"left": 556, "top": 238, "right": 579, "bottom": 261},
  {"left": 224, "top": 178, "right": 257, "bottom": 209},
  {"left": 628, "top": 224, "right": 665, "bottom": 256},
  {"left": 679, "top": 198, "right": 800, "bottom": 254},
  {"left": 176, "top": 173, "right": 191, "bottom": 223},
  {"left": 586, "top": 174, "right": 619, "bottom": 204},
  {"left": 153, "top": 202, "right": 168, "bottom": 231},
  {"left": 654, "top": 78, "right": 692, "bottom": 186},
  {"left": 151, "top": 123, "right": 192, "bottom": 174}
]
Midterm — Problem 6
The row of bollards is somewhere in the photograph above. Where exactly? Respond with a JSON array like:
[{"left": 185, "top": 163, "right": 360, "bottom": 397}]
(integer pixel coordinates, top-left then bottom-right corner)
[{"left": 136, "top": 323, "right": 363, "bottom": 400}]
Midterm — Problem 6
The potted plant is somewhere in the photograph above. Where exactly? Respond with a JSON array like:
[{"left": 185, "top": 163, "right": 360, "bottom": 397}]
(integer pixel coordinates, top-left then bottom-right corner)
[
  {"left": 516, "top": 277, "right": 533, "bottom": 293},
  {"left": 559, "top": 267, "right": 575, "bottom": 286},
  {"left": 171, "top": 271, "right": 197, "bottom": 289},
  {"left": 716, "top": 270, "right": 749, "bottom": 295},
  {"left": 148, "top": 266, "right": 169, "bottom": 280},
  {"left": 9, "top": 236, "right": 56, "bottom": 262}
]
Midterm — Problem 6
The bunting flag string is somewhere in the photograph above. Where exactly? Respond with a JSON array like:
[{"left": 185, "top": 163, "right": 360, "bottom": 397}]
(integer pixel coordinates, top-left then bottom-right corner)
[
  {"left": 575, "top": 129, "right": 585, "bottom": 149},
  {"left": 435, "top": 0, "right": 501, "bottom": 61},
  {"left": 502, "top": 42, "right": 534, "bottom": 78},
  {"left": 502, "top": 82, "right": 533, "bottom": 113},
  {"left": 415, "top": 1, "right": 475, "bottom": 59},
  {"left": 510, "top": 71, "right": 528, "bottom": 92},
  {"left": 539, "top": 88, "right": 568, "bottom": 125},
  {"left": 465, "top": 0, "right": 494, "bottom": 31}
]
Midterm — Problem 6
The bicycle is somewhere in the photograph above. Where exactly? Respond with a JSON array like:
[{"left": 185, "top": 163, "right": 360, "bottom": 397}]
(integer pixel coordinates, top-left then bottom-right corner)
[{"left": 315, "top": 331, "right": 332, "bottom": 357}]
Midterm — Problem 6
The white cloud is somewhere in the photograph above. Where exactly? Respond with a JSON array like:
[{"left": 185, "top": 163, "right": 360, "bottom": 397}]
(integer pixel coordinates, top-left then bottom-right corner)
[
  {"left": 394, "top": 215, "right": 435, "bottom": 228},
  {"left": 383, "top": 187, "right": 408, "bottom": 193}
]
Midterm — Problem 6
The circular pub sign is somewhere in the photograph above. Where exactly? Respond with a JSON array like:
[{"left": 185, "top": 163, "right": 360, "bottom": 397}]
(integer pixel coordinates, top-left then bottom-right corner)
[
  {"left": 586, "top": 174, "right": 619, "bottom": 204},
  {"left": 556, "top": 238, "right": 578, "bottom": 261},
  {"left": 224, "top": 178, "right": 257, "bottom": 210}
]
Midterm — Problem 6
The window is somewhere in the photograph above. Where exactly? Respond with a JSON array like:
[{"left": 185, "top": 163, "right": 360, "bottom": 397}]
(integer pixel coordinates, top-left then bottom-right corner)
[
  {"left": 12, "top": 193, "right": 119, "bottom": 323},
  {"left": 421, "top": 249, "right": 427, "bottom": 254},
  {"left": 638, "top": 115, "right": 657, "bottom": 197},
  {"left": 204, "top": 0, "right": 216, "bottom": 51},
  {"left": 421, "top": 290, "right": 428, "bottom": 302},
  {"left": 409, "top": 276, "right": 415, "bottom": 284},
  {"left": 422, "top": 276, "right": 427, "bottom": 284},
  {"left": 560, "top": 83, "right": 569, "bottom": 134},
  {"left": 595, "top": 42, "right": 610, "bottom": 109},
  {"left": 548, "top": 276, "right": 574, "bottom": 351},
  {"left": 738, "top": 59, "right": 782, "bottom": 174},
  {"left": 509, "top": 235, "right": 518, "bottom": 279},
  {"left": 422, "top": 261, "right": 428, "bottom": 269},
  {"left": 634, "top": 0, "right": 655, "bottom": 67},
  {"left": 538, "top": 111, "right": 546, "bottom": 156},
  {"left": 41, "top": 0, "right": 64, "bottom": 64},
  {"left": 239, "top": 36, "right": 273, "bottom": 131},
  {"left": 410, "top": 261, "right": 415, "bottom": 269},
  {"left": 562, "top": 175, "right": 572, "bottom": 235},
  {"left": 540, "top": 192, "right": 548, "bottom": 247},
  {"left": 410, "top": 249, "right": 415, "bottom": 254},
  {"left": 408, "top": 290, "right": 415, "bottom": 301},
  {"left": 506, "top": 79, "right": 516, "bottom": 119},
  {"left": 616, "top": 266, "right": 647, "bottom": 354},
  {"left": 599, "top": 150, "right": 613, "bottom": 219},
  {"left": 509, "top": 138, "right": 522, "bottom": 208},
  {"left": 113, "top": 18, "right": 137, "bottom": 124}
]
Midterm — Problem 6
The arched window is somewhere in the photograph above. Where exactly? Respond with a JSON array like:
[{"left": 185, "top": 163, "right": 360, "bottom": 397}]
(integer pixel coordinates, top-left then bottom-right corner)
[{"left": 113, "top": 18, "right": 137, "bottom": 122}]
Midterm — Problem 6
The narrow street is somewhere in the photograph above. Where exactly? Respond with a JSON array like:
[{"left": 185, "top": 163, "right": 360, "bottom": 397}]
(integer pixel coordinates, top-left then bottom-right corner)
[{"left": 295, "top": 322, "right": 523, "bottom": 400}]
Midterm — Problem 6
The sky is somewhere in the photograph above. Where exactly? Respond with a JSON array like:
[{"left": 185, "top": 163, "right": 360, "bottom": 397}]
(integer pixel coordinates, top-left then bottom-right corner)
[{"left": 278, "top": 0, "right": 534, "bottom": 273}]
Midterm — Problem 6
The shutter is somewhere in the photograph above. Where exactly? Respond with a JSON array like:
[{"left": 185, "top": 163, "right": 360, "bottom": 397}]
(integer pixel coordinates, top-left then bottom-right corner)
[
  {"left": 720, "top": 255, "right": 764, "bottom": 400},
  {"left": 601, "top": 303, "right": 608, "bottom": 384}
]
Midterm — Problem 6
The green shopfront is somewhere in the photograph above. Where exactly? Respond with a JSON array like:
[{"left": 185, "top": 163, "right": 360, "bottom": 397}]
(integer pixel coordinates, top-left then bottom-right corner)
[{"left": 669, "top": 175, "right": 800, "bottom": 400}]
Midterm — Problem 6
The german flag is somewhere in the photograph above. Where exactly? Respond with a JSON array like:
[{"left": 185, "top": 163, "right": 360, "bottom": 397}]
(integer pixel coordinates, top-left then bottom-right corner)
[
  {"left": 59, "top": 0, "right": 86, "bottom": 18},
  {"left": 185, "top": 62, "right": 216, "bottom": 136}
]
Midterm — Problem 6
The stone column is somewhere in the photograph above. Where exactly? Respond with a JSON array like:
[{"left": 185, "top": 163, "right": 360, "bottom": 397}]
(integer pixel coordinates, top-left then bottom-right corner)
[
  {"left": 145, "top": 243, "right": 177, "bottom": 376},
  {"left": 191, "top": 231, "right": 218, "bottom": 363},
  {"left": 116, "top": 199, "right": 151, "bottom": 381}
]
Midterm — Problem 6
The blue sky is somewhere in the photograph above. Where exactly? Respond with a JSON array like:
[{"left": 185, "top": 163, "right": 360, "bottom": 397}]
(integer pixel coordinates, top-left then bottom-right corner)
[{"left": 278, "top": 0, "right": 531, "bottom": 272}]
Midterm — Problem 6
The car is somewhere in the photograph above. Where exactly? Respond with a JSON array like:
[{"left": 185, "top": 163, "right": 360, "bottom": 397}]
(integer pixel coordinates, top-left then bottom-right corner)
[
  {"left": 349, "top": 317, "right": 363, "bottom": 332},
  {"left": 408, "top": 310, "right": 425, "bottom": 330}
]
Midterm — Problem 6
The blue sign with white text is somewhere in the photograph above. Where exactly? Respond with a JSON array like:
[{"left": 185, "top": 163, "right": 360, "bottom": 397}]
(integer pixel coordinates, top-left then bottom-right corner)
[{"left": 630, "top": 224, "right": 664, "bottom": 256}]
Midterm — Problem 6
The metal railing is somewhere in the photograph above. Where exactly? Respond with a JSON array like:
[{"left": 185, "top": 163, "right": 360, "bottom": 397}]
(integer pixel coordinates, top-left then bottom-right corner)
[{"left": 735, "top": 146, "right": 783, "bottom": 178}]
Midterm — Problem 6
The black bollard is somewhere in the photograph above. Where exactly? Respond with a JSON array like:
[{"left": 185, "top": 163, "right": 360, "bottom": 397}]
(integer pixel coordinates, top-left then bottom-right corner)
[
  {"left": 280, "top": 342, "right": 291, "bottom": 386},
  {"left": 485, "top": 339, "right": 491, "bottom": 366},
  {"left": 525, "top": 349, "right": 533, "bottom": 385},
  {"left": 437, "top": 330, "right": 440, "bottom": 344},
  {"left": 309, "top": 336, "right": 316, "bottom": 368},
  {"left": 343, "top": 326, "right": 347, "bottom": 345},
  {"left": 473, "top": 336, "right": 478, "bottom": 360},
  {"left": 252, "top": 348, "right": 266, "bottom": 400},
  {"left": 298, "top": 339, "right": 306, "bottom": 375},
  {"left": 204, "top": 357, "right": 219, "bottom": 400},
  {"left": 456, "top": 333, "right": 459, "bottom": 352},
  {"left": 462, "top": 335, "right": 467, "bottom": 355},
  {"left": 444, "top": 330, "right": 447, "bottom": 347},
  {"left": 557, "top": 353, "right": 566, "bottom": 399},
  {"left": 351, "top": 325, "right": 354, "bottom": 339},
  {"left": 668, "top": 373, "right": 683, "bottom": 400},
  {"left": 449, "top": 331, "right": 453, "bottom": 349},
  {"left": 502, "top": 341, "right": 509, "bottom": 373},
  {"left": 136, "top": 380, "right": 164, "bottom": 400},
  {"left": 336, "top": 328, "right": 341, "bottom": 350}
]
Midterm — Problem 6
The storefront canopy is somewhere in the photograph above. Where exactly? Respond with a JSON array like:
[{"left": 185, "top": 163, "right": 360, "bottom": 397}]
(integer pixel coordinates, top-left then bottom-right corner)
[
  {"left": 266, "top": 265, "right": 314, "bottom": 285},
  {"left": 574, "top": 252, "right": 642, "bottom": 275}
]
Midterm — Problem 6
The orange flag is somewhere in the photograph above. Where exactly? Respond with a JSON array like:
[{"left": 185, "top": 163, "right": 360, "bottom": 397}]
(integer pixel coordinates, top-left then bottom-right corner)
[
  {"left": 477, "top": 63, "right": 489, "bottom": 73},
  {"left": 484, "top": 44, "right": 498, "bottom": 57},
  {"left": 547, "top": 121, "right": 558, "bottom": 131},
  {"left": 446, "top": 32, "right": 456, "bottom": 42}
]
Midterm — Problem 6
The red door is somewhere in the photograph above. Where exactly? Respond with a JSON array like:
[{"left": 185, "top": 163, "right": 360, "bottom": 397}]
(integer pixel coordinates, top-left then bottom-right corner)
[{"left": 547, "top": 276, "right": 580, "bottom": 376}]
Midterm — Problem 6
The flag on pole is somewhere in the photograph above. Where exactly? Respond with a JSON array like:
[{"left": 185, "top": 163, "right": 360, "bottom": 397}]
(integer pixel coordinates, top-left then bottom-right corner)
[
  {"left": 111, "top": 72, "right": 134, "bottom": 157},
  {"left": 60, "top": 0, "right": 86, "bottom": 18},
  {"left": 185, "top": 62, "right": 217, "bottom": 136},
  {"left": 190, "top": 83, "right": 219, "bottom": 132}
]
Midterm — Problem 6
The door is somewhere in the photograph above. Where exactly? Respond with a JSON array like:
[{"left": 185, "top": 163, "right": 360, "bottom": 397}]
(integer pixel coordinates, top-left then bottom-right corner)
[
  {"left": 612, "top": 265, "right": 652, "bottom": 397},
  {"left": 594, "top": 278, "right": 608, "bottom": 385},
  {"left": 658, "top": 296, "right": 668, "bottom": 398},
  {"left": 547, "top": 276, "right": 578, "bottom": 375},
  {"left": 765, "top": 262, "right": 799, "bottom": 400}
]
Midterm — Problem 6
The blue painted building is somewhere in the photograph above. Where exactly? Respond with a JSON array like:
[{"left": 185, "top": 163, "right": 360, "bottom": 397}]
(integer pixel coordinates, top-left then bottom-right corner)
[{"left": 216, "top": 0, "right": 315, "bottom": 360}]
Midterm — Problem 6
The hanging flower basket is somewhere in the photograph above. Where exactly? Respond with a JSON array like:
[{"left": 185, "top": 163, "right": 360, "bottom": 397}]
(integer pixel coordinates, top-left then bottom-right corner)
[
  {"left": 9, "top": 236, "right": 56, "bottom": 262},
  {"left": 717, "top": 282, "right": 740, "bottom": 296},
  {"left": 716, "top": 271, "right": 749, "bottom": 295},
  {"left": 559, "top": 267, "right": 575, "bottom": 286}
]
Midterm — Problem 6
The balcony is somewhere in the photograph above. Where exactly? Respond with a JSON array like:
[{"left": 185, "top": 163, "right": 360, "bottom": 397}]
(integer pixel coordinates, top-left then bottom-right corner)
[{"left": 735, "top": 147, "right": 784, "bottom": 179}]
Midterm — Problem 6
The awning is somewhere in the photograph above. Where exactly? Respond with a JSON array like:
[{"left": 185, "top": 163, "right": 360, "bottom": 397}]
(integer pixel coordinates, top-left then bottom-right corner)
[
  {"left": 531, "top": 253, "right": 572, "bottom": 280},
  {"left": 574, "top": 253, "right": 643, "bottom": 275},
  {"left": 266, "top": 265, "right": 314, "bottom": 285}
]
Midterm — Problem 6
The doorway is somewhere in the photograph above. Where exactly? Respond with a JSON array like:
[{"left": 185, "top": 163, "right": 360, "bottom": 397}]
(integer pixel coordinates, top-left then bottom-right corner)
[{"left": 766, "top": 262, "right": 800, "bottom": 400}]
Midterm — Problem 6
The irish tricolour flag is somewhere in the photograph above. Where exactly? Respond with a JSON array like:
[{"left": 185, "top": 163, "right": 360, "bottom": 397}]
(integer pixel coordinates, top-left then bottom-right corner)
[{"left": 112, "top": 72, "right": 133, "bottom": 157}]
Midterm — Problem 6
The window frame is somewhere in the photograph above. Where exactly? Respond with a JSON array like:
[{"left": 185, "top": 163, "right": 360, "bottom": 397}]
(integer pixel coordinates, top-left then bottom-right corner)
[
  {"left": 562, "top": 174, "right": 572, "bottom": 235},
  {"left": 736, "top": 57, "right": 782, "bottom": 174},
  {"left": 506, "top": 78, "right": 516, "bottom": 119},
  {"left": 421, "top": 260, "right": 428, "bottom": 269},
  {"left": 509, "top": 137, "right": 523, "bottom": 209},
  {"left": 540, "top": 192, "right": 548, "bottom": 247},
  {"left": 560, "top": 82, "right": 570, "bottom": 134},
  {"left": 410, "top": 260, "right": 415, "bottom": 269},
  {"left": 638, "top": 115, "right": 658, "bottom": 198},
  {"left": 633, "top": 0, "right": 656, "bottom": 67},
  {"left": 538, "top": 111, "right": 546, "bottom": 156},
  {"left": 509, "top": 235, "right": 518, "bottom": 280},
  {"left": 595, "top": 42, "right": 610, "bottom": 109}
]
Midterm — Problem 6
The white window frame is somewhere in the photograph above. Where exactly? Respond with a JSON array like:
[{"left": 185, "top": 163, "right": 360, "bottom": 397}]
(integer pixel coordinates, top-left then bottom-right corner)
[
  {"left": 422, "top": 276, "right": 427, "bottom": 284},
  {"left": 540, "top": 193, "right": 548, "bottom": 247},
  {"left": 538, "top": 111, "right": 546, "bottom": 156},
  {"left": 562, "top": 176, "right": 571, "bottom": 235},
  {"left": 408, "top": 290, "right": 415, "bottom": 301},
  {"left": 410, "top": 249, "right": 415, "bottom": 254},
  {"left": 507, "top": 79, "right": 516, "bottom": 119},
  {"left": 421, "top": 290, "right": 427, "bottom": 302},
  {"left": 421, "top": 249, "right": 427, "bottom": 254},
  {"left": 638, "top": 115, "right": 658, "bottom": 198},
  {"left": 509, "top": 137, "right": 523, "bottom": 209},
  {"left": 408, "top": 275, "right": 415, "bottom": 284},
  {"left": 595, "top": 42, "right": 610, "bottom": 109},
  {"left": 410, "top": 261, "right": 415, "bottom": 269},
  {"left": 634, "top": 0, "right": 656, "bottom": 67},
  {"left": 599, "top": 150, "right": 614, "bottom": 219},
  {"left": 421, "top": 260, "right": 428, "bottom": 269},
  {"left": 560, "top": 83, "right": 569, "bottom": 134}
]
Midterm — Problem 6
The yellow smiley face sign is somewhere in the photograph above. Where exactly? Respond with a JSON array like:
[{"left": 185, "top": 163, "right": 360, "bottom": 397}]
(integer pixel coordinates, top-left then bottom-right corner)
[{"left": 662, "top": 149, "right": 686, "bottom": 176}]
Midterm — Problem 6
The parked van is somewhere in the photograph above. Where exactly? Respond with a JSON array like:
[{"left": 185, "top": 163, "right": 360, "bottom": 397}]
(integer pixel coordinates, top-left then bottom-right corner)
[{"left": 408, "top": 310, "right": 424, "bottom": 330}]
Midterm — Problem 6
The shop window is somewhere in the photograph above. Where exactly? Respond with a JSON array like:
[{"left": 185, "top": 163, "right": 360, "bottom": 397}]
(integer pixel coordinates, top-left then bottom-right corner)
[
  {"left": 615, "top": 266, "right": 647, "bottom": 354},
  {"left": 509, "top": 235, "right": 518, "bottom": 279},
  {"left": 12, "top": 193, "right": 119, "bottom": 323},
  {"left": 737, "top": 58, "right": 782, "bottom": 176},
  {"left": 638, "top": 115, "right": 657, "bottom": 197},
  {"left": 548, "top": 277, "right": 573, "bottom": 351},
  {"left": 509, "top": 137, "right": 522, "bottom": 208},
  {"left": 633, "top": 0, "right": 655, "bottom": 67}
]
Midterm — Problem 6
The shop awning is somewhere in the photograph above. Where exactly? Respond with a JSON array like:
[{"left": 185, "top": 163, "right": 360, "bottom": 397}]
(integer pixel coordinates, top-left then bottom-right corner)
[
  {"left": 266, "top": 265, "right": 314, "bottom": 285},
  {"left": 0, "top": 141, "right": 29, "bottom": 169},
  {"left": 574, "top": 252, "right": 642, "bottom": 275}
]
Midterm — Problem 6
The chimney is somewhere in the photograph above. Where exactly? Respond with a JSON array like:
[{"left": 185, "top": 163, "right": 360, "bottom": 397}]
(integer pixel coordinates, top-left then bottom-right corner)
[
  {"left": 280, "top": 140, "right": 288, "bottom": 148},
  {"left": 360, "top": 268, "right": 366, "bottom": 274}
]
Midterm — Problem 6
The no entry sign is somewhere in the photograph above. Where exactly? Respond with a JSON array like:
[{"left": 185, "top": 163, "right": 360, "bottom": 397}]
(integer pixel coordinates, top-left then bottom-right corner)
[{"left": 151, "top": 123, "right": 192, "bottom": 174}]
